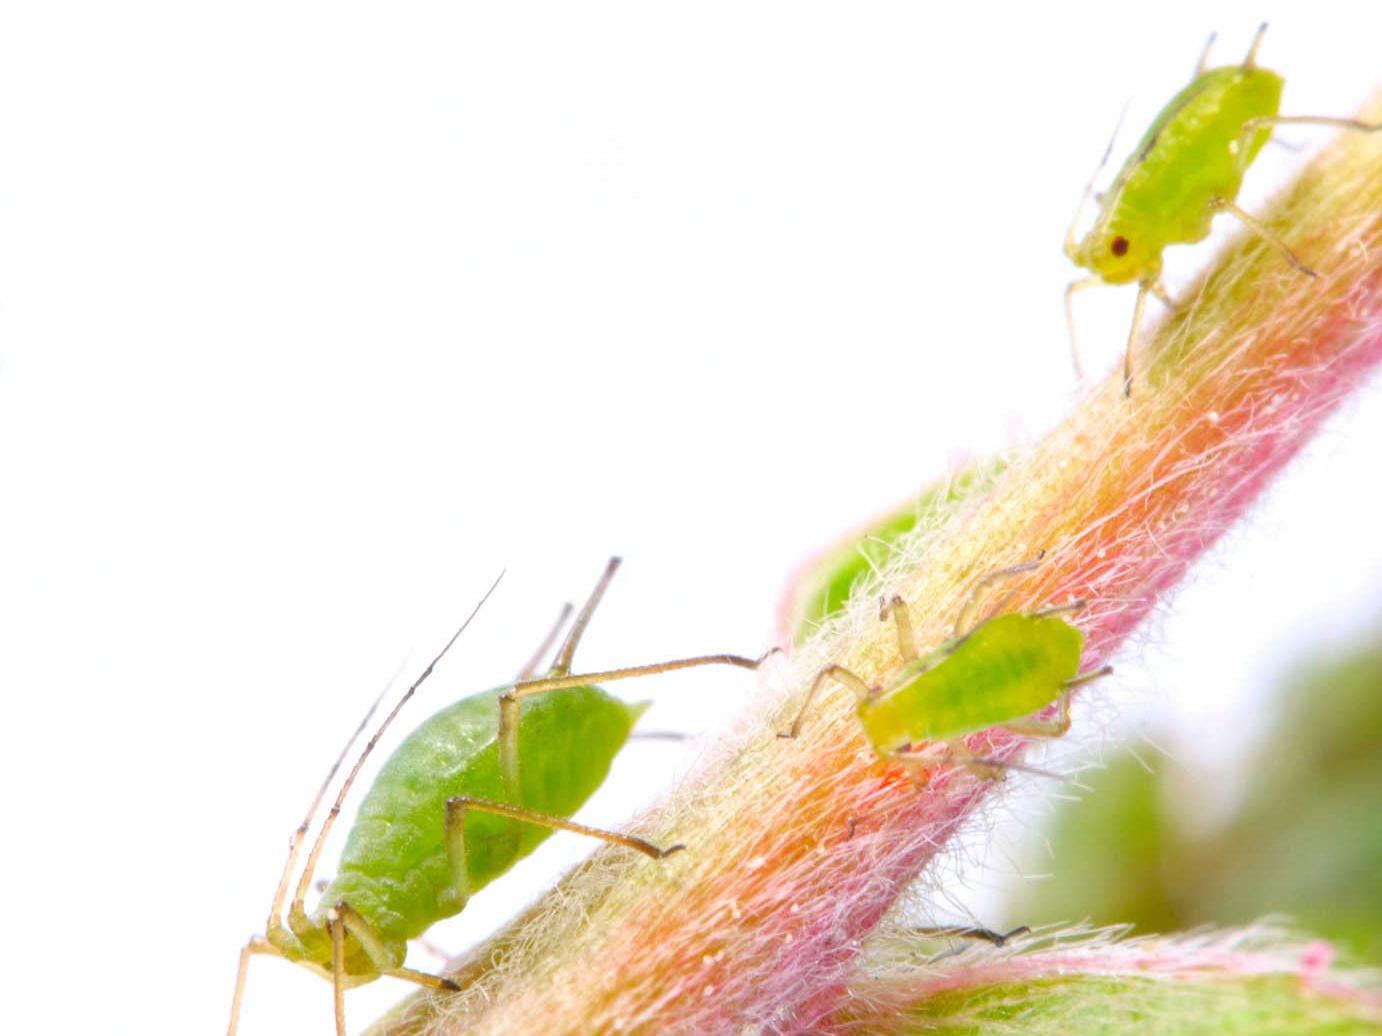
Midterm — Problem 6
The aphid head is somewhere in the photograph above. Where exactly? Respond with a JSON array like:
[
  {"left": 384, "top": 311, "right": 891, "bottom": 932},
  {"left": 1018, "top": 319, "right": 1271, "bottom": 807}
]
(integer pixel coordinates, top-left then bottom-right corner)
[
  {"left": 1071, "top": 221, "right": 1161, "bottom": 286},
  {"left": 268, "top": 910, "right": 387, "bottom": 985}
]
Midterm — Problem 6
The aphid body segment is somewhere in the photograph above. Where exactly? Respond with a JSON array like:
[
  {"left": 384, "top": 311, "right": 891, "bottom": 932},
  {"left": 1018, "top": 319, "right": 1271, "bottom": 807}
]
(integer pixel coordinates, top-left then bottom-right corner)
[
  {"left": 1064, "top": 24, "right": 1379, "bottom": 395},
  {"left": 784, "top": 560, "right": 1108, "bottom": 785},
  {"left": 229, "top": 559, "right": 766, "bottom": 1035}
]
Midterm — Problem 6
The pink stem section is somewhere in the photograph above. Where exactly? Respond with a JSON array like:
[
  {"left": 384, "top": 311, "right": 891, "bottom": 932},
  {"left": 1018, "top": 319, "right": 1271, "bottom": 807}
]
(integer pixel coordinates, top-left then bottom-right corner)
[
  {"left": 824, "top": 928, "right": 1382, "bottom": 1031},
  {"left": 375, "top": 107, "right": 1382, "bottom": 1036}
]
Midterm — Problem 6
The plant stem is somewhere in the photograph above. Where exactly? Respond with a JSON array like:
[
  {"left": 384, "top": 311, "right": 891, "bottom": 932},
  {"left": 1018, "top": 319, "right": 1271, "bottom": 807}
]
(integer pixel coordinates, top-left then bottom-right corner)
[{"left": 372, "top": 101, "right": 1382, "bottom": 1036}]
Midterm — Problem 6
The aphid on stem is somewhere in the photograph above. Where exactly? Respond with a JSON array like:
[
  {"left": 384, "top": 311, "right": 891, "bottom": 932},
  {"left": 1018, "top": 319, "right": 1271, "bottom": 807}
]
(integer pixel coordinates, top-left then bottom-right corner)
[
  {"left": 780, "top": 557, "right": 1111, "bottom": 788},
  {"left": 1063, "top": 23, "right": 1380, "bottom": 396},
  {"left": 227, "top": 558, "right": 769, "bottom": 1036}
]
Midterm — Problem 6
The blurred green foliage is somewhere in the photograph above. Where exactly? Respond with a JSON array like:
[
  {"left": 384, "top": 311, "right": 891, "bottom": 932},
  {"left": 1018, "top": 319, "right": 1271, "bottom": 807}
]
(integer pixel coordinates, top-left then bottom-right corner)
[
  {"left": 787, "top": 458, "right": 1006, "bottom": 643},
  {"left": 1007, "top": 629, "right": 1382, "bottom": 962},
  {"left": 882, "top": 975, "right": 1379, "bottom": 1036}
]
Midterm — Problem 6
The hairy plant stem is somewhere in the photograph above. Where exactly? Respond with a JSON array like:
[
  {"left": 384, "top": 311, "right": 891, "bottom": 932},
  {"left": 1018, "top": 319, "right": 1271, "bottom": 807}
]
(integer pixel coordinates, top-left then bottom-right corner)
[{"left": 373, "top": 103, "right": 1382, "bottom": 1036}]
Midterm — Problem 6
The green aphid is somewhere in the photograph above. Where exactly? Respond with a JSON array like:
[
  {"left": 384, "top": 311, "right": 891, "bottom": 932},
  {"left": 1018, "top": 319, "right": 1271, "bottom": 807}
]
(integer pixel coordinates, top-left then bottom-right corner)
[
  {"left": 227, "top": 559, "right": 767, "bottom": 1036},
  {"left": 1064, "top": 23, "right": 1380, "bottom": 396},
  {"left": 782, "top": 559, "right": 1110, "bottom": 785},
  {"left": 782, "top": 460, "right": 1006, "bottom": 645}
]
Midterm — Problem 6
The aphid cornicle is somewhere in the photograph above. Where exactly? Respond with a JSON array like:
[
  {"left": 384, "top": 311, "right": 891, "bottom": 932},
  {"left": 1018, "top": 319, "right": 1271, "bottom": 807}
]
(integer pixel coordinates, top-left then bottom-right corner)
[
  {"left": 228, "top": 558, "right": 767, "bottom": 1036},
  {"left": 781, "top": 559, "right": 1111, "bottom": 786},
  {"left": 1064, "top": 23, "right": 1381, "bottom": 396}
]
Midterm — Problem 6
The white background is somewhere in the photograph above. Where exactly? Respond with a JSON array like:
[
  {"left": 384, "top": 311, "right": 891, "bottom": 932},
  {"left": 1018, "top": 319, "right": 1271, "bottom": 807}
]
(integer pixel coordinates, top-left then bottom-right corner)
[{"left": 2, "top": 3, "right": 1379, "bottom": 1033}]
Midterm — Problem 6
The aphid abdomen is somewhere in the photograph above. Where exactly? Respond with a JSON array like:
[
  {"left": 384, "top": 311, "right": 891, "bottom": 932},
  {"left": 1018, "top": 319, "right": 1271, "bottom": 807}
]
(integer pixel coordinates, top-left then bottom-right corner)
[
  {"left": 320, "top": 684, "right": 640, "bottom": 944},
  {"left": 1120, "top": 69, "right": 1283, "bottom": 244},
  {"left": 859, "top": 614, "right": 1083, "bottom": 752}
]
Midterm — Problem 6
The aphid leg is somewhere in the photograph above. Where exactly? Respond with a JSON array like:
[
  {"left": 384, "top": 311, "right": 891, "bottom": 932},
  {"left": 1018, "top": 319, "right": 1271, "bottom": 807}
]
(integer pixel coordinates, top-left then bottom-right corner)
[
  {"left": 939, "top": 742, "right": 1068, "bottom": 783},
  {"left": 514, "top": 601, "right": 574, "bottom": 681},
  {"left": 996, "top": 666, "right": 1112, "bottom": 743},
  {"left": 945, "top": 740, "right": 1006, "bottom": 781},
  {"left": 1235, "top": 114, "right": 1381, "bottom": 175},
  {"left": 329, "top": 902, "right": 462, "bottom": 1009},
  {"left": 1242, "top": 114, "right": 1382, "bottom": 138},
  {"left": 549, "top": 557, "right": 622, "bottom": 676},
  {"left": 953, "top": 554, "right": 1046, "bottom": 638},
  {"left": 331, "top": 901, "right": 397, "bottom": 974},
  {"left": 778, "top": 664, "right": 874, "bottom": 738},
  {"left": 1123, "top": 280, "right": 1151, "bottom": 397},
  {"left": 1064, "top": 277, "right": 1103, "bottom": 381},
  {"left": 1208, "top": 196, "right": 1317, "bottom": 278},
  {"left": 628, "top": 729, "right": 691, "bottom": 742},
  {"left": 884, "top": 744, "right": 941, "bottom": 790},
  {"left": 383, "top": 965, "right": 462, "bottom": 991},
  {"left": 896, "top": 755, "right": 934, "bottom": 790},
  {"left": 912, "top": 924, "right": 1031, "bottom": 947},
  {"left": 497, "top": 556, "right": 769, "bottom": 793},
  {"left": 446, "top": 795, "right": 685, "bottom": 864},
  {"left": 1064, "top": 664, "right": 1114, "bottom": 691},
  {"left": 1149, "top": 280, "right": 1178, "bottom": 313},
  {"left": 1001, "top": 692, "right": 1072, "bottom": 739},
  {"left": 500, "top": 650, "right": 768, "bottom": 792},
  {"left": 1193, "top": 31, "right": 1217, "bottom": 77},
  {"left": 879, "top": 595, "right": 918, "bottom": 662},
  {"left": 412, "top": 934, "right": 453, "bottom": 964},
  {"left": 327, "top": 908, "right": 347, "bottom": 1036},
  {"left": 1242, "top": 22, "right": 1268, "bottom": 70},
  {"left": 1026, "top": 598, "right": 1087, "bottom": 621},
  {"left": 226, "top": 936, "right": 282, "bottom": 1036}
]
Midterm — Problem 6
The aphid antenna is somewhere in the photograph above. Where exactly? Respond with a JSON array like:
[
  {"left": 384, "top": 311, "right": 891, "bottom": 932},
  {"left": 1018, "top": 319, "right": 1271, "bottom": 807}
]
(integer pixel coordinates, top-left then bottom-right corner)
[
  {"left": 264, "top": 676, "right": 395, "bottom": 932},
  {"left": 514, "top": 601, "right": 575, "bottom": 681},
  {"left": 1063, "top": 100, "right": 1130, "bottom": 258},
  {"left": 287, "top": 570, "right": 506, "bottom": 921}
]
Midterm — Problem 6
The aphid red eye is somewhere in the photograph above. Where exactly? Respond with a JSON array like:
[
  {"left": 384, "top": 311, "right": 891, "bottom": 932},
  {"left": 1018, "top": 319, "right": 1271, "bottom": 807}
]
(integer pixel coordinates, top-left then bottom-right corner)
[{"left": 1110, "top": 236, "right": 1130, "bottom": 257}]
